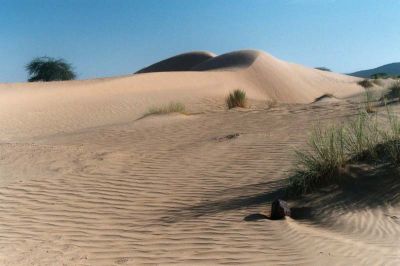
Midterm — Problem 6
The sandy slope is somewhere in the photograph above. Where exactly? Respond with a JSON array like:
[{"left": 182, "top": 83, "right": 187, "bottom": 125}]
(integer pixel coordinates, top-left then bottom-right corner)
[
  {"left": 0, "top": 50, "right": 361, "bottom": 141},
  {"left": 1, "top": 50, "right": 398, "bottom": 265}
]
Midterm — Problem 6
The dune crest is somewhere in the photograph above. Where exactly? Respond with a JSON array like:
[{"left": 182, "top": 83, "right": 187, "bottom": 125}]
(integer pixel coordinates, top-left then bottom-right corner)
[
  {"left": 0, "top": 49, "right": 362, "bottom": 141},
  {"left": 135, "top": 51, "right": 216, "bottom": 73}
]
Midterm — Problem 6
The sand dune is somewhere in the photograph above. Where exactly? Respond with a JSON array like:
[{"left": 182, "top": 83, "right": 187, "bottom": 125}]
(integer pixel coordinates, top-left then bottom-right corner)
[
  {"left": 1, "top": 50, "right": 397, "bottom": 265},
  {"left": 0, "top": 50, "right": 362, "bottom": 141}
]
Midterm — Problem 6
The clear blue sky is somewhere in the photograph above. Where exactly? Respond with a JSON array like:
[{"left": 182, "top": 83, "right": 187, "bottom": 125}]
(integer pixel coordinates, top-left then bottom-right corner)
[{"left": 1, "top": 0, "right": 399, "bottom": 82}]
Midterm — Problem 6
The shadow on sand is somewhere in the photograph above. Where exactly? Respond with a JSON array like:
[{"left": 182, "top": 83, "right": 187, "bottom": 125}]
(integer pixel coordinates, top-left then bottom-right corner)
[{"left": 161, "top": 163, "right": 400, "bottom": 224}]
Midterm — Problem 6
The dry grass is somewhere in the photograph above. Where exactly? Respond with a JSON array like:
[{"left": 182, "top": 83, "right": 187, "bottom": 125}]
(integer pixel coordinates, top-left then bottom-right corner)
[
  {"left": 146, "top": 102, "right": 186, "bottom": 116},
  {"left": 226, "top": 89, "right": 247, "bottom": 109},
  {"left": 358, "top": 79, "right": 374, "bottom": 88},
  {"left": 288, "top": 107, "right": 400, "bottom": 195}
]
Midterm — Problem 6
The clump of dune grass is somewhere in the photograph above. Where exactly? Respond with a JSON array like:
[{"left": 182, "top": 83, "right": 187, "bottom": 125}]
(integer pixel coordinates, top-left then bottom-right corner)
[
  {"left": 358, "top": 79, "right": 373, "bottom": 88},
  {"left": 288, "top": 105, "right": 400, "bottom": 195},
  {"left": 288, "top": 112, "right": 382, "bottom": 195},
  {"left": 226, "top": 89, "right": 247, "bottom": 109},
  {"left": 146, "top": 102, "right": 186, "bottom": 116},
  {"left": 383, "top": 81, "right": 400, "bottom": 102},
  {"left": 288, "top": 124, "right": 347, "bottom": 195},
  {"left": 381, "top": 106, "right": 400, "bottom": 164},
  {"left": 363, "top": 89, "right": 376, "bottom": 113},
  {"left": 344, "top": 111, "right": 380, "bottom": 161}
]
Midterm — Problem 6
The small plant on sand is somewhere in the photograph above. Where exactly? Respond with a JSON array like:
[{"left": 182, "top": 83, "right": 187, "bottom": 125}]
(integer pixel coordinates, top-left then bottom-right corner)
[
  {"left": 226, "top": 89, "right": 247, "bottom": 109},
  {"left": 146, "top": 102, "right": 186, "bottom": 116},
  {"left": 358, "top": 79, "right": 373, "bottom": 88},
  {"left": 288, "top": 123, "right": 347, "bottom": 195},
  {"left": 364, "top": 89, "right": 376, "bottom": 113},
  {"left": 383, "top": 82, "right": 400, "bottom": 102}
]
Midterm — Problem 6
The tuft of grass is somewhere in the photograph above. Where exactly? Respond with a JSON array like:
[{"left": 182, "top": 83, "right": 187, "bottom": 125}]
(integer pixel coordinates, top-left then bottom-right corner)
[
  {"left": 364, "top": 89, "right": 376, "bottom": 113},
  {"left": 146, "top": 102, "right": 186, "bottom": 116},
  {"left": 226, "top": 89, "right": 247, "bottom": 109},
  {"left": 357, "top": 79, "right": 373, "bottom": 88},
  {"left": 383, "top": 81, "right": 400, "bottom": 102},
  {"left": 381, "top": 106, "right": 400, "bottom": 164},
  {"left": 344, "top": 111, "right": 380, "bottom": 161},
  {"left": 288, "top": 123, "right": 347, "bottom": 195}
]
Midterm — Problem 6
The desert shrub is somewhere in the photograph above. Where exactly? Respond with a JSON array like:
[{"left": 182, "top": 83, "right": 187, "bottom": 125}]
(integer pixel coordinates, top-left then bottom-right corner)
[
  {"left": 358, "top": 79, "right": 373, "bottom": 88},
  {"left": 315, "top": 67, "right": 331, "bottom": 72},
  {"left": 226, "top": 89, "right": 247, "bottom": 109},
  {"left": 26, "top": 56, "right": 76, "bottom": 82},
  {"left": 146, "top": 102, "right": 186, "bottom": 116}
]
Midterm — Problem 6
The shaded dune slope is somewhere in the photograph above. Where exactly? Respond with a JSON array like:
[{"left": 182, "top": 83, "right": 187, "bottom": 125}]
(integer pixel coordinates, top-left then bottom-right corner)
[
  {"left": 135, "top": 51, "right": 216, "bottom": 73},
  {"left": 191, "top": 50, "right": 259, "bottom": 71}
]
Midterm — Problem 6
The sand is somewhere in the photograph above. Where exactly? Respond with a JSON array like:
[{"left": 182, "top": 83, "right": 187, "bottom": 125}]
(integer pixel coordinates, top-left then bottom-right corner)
[{"left": 0, "top": 50, "right": 399, "bottom": 265}]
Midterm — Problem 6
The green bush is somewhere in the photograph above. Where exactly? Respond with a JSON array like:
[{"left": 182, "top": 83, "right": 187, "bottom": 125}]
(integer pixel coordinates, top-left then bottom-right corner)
[
  {"left": 226, "top": 89, "right": 247, "bottom": 109},
  {"left": 26, "top": 56, "right": 76, "bottom": 82}
]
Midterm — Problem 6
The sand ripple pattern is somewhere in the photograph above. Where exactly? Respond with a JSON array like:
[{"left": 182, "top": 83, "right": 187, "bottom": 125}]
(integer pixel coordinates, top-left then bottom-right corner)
[{"left": 0, "top": 102, "right": 399, "bottom": 265}]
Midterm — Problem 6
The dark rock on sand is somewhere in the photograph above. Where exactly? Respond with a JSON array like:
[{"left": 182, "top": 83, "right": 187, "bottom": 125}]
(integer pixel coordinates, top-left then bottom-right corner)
[{"left": 270, "top": 199, "right": 291, "bottom": 220}]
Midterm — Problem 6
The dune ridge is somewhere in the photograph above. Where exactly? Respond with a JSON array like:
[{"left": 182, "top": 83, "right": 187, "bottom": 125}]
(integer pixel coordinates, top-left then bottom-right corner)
[
  {"left": 0, "top": 50, "right": 362, "bottom": 141},
  {"left": 135, "top": 51, "right": 216, "bottom": 74}
]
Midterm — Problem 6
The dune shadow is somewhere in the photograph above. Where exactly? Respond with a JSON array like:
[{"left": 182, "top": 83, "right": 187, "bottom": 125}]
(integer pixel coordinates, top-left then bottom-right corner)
[
  {"left": 161, "top": 163, "right": 400, "bottom": 224},
  {"left": 290, "top": 163, "right": 400, "bottom": 222},
  {"left": 160, "top": 179, "right": 287, "bottom": 223}
]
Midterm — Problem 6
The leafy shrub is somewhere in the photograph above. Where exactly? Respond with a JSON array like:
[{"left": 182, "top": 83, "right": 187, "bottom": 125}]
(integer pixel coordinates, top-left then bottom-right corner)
[
  {"left": 26, "top": 56, "right": 76, "bottom": 82},
  {"left": 226, "top": 89, "right": 247, "bottom": 109}
]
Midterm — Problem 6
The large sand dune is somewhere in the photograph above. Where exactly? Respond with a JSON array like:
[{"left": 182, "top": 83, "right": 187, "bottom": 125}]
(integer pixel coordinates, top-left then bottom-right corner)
[
  {"left": 1, "top": 50, "right": 397, "bottom": 265},
  {"left": 0, "top": 50, "right": 361, "bottom": 141}
]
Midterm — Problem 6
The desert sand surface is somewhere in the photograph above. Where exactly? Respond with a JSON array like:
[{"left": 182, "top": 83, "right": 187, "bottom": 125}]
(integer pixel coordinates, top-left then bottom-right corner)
[{"left": 0, "top": 50, "right": 399, "bottom": 265}]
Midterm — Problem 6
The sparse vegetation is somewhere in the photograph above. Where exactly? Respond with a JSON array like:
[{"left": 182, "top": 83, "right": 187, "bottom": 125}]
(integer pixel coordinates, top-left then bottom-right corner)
[
  {"left": 288, "top": 107, "right": 400, "bottom": 195},
  {"left": 226, "top": 89, "right": 247, "bottom": 109},
  {"left": 315, "top": 67, "right": 331, "bottom": 72},
  {"left": 364, "top": 89, "right": 376, "bottom": 113},
  {"left": 357, "top": 79, "right": 373, "bottom": 88},
  {"left": 370, "top": 73, "right": 389, "bottom": 79},
  {"left": 372, "top": 79, "right": 384, "bottom": 86},
  {"left": 383, "top": 81, "right": 400, "bottom": 102},
  {"left": 146, "top": 102, "right": 186, "bottom": 116},
  {"left": 26, "top": 56, "right": 76, "bottom": 82}
]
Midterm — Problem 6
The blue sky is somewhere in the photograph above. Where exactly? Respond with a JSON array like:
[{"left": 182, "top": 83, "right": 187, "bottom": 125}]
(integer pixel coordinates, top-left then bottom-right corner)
[{"left": 1, "top": 0, "right": 399, "bottom": 82}]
